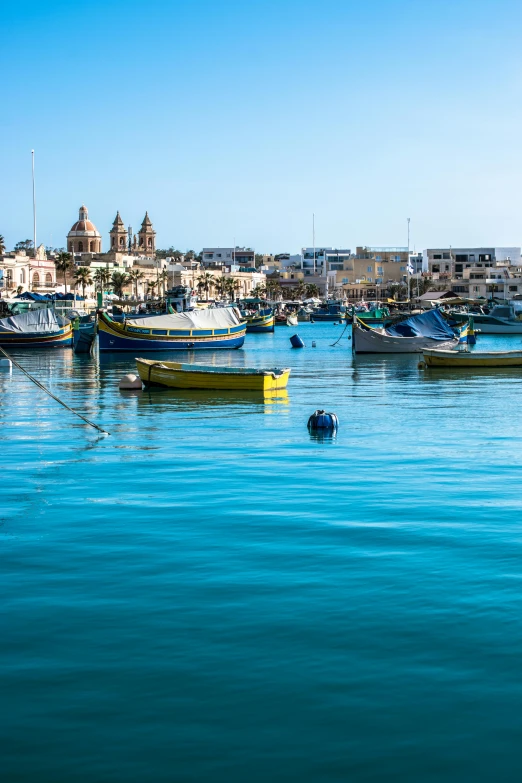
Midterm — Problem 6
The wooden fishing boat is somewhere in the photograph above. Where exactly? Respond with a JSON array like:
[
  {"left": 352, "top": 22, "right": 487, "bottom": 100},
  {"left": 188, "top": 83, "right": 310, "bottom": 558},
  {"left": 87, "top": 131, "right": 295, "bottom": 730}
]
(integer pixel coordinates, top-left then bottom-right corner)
[
  {"left": 73, "top": 322, "right": 96, "bottom": 354},
  {"left": 98, "top": 310, "right": 246, "bottom": 352},
  {"left": 423, "top": 348, "right": 522, "bottom": 367},
  {"left": 244, "top": 311, "right": 275, "bottom": 333},
  {"left": 352, "top": 310, "right": 459, "bottom": 354},
  {"left": 136, "top": 358, "right": 291, "bottom": 390},
  {"left": 0, "top": 309, "right": 73, "bottom": 348}
]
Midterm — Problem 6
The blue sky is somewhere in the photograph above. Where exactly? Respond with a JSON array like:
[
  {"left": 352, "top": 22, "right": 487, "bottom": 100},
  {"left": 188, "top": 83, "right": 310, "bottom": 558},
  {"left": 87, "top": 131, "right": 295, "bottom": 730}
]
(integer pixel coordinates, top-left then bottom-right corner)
[{"left": 2, "top": 0, "right": 522, "bottom": 253}]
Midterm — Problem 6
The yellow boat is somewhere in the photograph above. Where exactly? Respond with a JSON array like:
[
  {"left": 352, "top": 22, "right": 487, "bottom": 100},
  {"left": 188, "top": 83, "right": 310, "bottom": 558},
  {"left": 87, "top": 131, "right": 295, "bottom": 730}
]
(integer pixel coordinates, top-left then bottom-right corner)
[
  {"left": 136, "top": 358, "right": 291, "bottom": 390},
  {"left": 423, "top": 348, "right": 522, "bottom": 367}
]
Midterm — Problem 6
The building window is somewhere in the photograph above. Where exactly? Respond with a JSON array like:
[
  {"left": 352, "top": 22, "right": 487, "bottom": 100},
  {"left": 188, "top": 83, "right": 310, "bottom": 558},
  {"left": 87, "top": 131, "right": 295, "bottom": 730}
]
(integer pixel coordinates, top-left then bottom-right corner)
[
  {"left": 400, "top": 266, "right": 406, "bottom": 271},
  {"left": 342, "top": 278, "right": 348, "bottom": 284},
  {"left": 432, "top": 265, "right": 440, "bottom": 273},
  {"left": 455, "top": 254, "right": 467, "bottom": 262},
  {"left": 433, "top": 254, "right": 442, "bottom": 260},
  {"left": 33, "top": 272, "right": 39, "bottom": 285},
  {"left": 375, "top": 255, "right": 381, "bottom": 261},
  {"left": 367, "top": 266, "right": 372, "bottom": 273},
  {"left": 78, "top": 241, "right": 83, "bottom": 252},
  {"left": 90, "top": 241, "right": 95, "bottom": 252},
  {"left": 395, "top": 255, "right": 401, "bottom": 262},
  {"left": 509, "top": 286, "right": 518, "bottom": 291},
  {"left": 443, "top": 252, "right": 450, "bottom": 259}
]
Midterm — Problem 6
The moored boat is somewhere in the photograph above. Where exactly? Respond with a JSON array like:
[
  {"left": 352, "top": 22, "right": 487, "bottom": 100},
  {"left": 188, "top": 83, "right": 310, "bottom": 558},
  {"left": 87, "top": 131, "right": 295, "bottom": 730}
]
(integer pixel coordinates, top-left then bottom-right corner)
[
  {"left": 467, "top": 303, "right": 522, "bottom": 334},
  {"left": 0, "top": 309, "right": 73, "bottom": 348},
  {"left": 311, "top": 300, "right": 346, "bottom": 321},
  {"left": 352, "top": 309, "right": 459, "bottom": 354},
  {"left": 73, "top": 321, "right": 96, "bottom": 354},
  {"left": 136, "top": 358, "right": 291, "bottom": 391},
  {"left": 239, "top": 299, "right": 275, "bottom": 333},
  {"left": 97, "top": 308, "right": 246, "bottom": 352},
  {"left": 423, "top": 348, "right": 522, "bottom": 367}
]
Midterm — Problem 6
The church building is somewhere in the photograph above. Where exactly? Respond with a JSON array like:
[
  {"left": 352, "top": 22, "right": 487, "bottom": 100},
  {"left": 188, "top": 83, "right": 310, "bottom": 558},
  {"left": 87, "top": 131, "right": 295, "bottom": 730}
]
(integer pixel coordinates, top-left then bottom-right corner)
[{"left": 67, "top": 205, "right": 102, "bottom": 254}]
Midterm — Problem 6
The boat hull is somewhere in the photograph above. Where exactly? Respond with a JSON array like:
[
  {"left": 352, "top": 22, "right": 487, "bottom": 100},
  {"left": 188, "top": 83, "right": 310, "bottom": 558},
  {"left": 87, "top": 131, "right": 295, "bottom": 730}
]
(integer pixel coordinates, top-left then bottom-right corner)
[
  {"left": 353, "top": 323, "right": 458, "bottom": 354},
  {"left": 423, "top": 348, "right": 522, "bottom": 367},
  {"left": 245, "top": 313, "right": 275, "bottom": 333},
  {"left": 0, "top": 324, "right": 73, "bottom": 348},
  {"left": 98, "top": 313, "right": 246, "bottom": 351},
  {"left": 136, "top": 358, "right": 291, "bottom": 391},
  {"left": 73, "top": 324, "right": 96, "bottom": 354},
  {"left": 469, "top": 318, "right": 522, "bottom": 334}
]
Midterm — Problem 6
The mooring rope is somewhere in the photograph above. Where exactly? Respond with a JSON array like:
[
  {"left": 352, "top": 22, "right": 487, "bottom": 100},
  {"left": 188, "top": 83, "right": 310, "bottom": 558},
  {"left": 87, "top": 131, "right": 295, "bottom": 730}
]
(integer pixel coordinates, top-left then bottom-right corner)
[
  {"left": 331, "top": 315, "right": 351, "bottom": 347},
  {"left": 0, "top": 346, "right": 110, "bottom": 436}
]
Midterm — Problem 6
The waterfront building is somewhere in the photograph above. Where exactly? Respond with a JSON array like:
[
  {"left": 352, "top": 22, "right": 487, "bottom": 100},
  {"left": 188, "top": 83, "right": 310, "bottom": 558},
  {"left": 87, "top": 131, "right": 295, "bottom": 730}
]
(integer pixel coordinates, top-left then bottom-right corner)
[
  {"left": 425, "top": 247, "right": 521, "bottom": 280},
  {"left": 0, "top": 245, "right": 56, "bottom": 295},
  {"left": 201, "top": 247, "right": 255, "bottom": 267},
  {"left": 67, "top": 205, "right": 102, "bottom": 254}
]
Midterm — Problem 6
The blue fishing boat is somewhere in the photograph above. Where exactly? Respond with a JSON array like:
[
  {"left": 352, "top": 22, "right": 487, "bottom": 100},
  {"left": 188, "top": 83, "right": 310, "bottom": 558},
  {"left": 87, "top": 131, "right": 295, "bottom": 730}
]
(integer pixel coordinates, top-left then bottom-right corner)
[
  {"left": 311, "top": 300, "right": 346, "bottom": 321},
  {"left": 97, "top": 309, "right": 246, "bottom": 352},
  {"left": 0, "top": 309, "right": 73, "bottom": 348},
  {"left": 239, "top": 299, "right": 275, "bottom": 333},
  {"left": 73, "top": 322, "right": 96, "bottom": 354}
]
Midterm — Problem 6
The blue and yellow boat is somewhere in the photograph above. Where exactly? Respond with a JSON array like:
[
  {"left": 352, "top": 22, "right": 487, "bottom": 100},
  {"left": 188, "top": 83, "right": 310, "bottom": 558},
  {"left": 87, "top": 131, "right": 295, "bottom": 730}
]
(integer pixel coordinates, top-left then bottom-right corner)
[
  {"left": 240, "top": 300, "right": 275, "bottom": 333},
  {"left": 98, "top": 309, "right": 246, "bottom": 352},
  {"left": 0, "top": 309, "right": 73, "bottom": 348}
]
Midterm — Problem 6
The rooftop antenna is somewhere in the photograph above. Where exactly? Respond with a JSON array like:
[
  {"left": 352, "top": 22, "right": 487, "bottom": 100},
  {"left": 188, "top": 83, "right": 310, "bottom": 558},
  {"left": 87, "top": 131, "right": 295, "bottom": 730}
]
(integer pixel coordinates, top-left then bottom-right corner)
[
  {"left": 407, "top": 217, "right": 410, "bottom": 304},
  {"left": 312, "top": 213, "right": 316, "bottom": 276}
]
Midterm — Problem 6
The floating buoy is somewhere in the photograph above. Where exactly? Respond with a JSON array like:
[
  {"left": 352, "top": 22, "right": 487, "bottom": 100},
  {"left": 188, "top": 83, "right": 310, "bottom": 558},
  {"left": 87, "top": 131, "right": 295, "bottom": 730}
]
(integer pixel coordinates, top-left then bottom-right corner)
[
  {"left": 119, "top": 373, "right": 143, "bottom": 390},
  {"left": 290, "top": 334, "right": 305, "bottom": 348},
  {"left": 307, "top": 409, "right": 339, "bottom": 431},
  {"left": 0, "top": 357, "right": 12, "bottom": 371},
  {"left": 312, "top": 341, "right": 316, "bottom": 348}
]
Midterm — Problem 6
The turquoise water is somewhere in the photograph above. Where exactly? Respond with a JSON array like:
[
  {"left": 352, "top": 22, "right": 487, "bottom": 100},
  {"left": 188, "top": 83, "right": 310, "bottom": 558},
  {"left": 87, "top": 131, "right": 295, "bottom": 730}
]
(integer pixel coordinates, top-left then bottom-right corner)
[{"left": 3, "top": 323, "right": 522, "bottom": 781}]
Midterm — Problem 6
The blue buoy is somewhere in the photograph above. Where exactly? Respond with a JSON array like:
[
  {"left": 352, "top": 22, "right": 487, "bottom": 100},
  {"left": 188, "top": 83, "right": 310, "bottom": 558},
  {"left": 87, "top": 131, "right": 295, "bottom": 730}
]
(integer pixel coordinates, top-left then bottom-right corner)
[
  {"left": 290, "top": 334, "right": 305, "bottom": 348},
  {"left": 307, "top": 409, "right": 339, "bottom": 431}
]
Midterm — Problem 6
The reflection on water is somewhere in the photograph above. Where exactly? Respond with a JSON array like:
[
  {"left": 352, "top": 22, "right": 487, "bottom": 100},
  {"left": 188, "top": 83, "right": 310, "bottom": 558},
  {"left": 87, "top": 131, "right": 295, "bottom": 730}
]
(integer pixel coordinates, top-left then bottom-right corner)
[{"left": 4, "top": 324, "right": 522, "bottom": 782}]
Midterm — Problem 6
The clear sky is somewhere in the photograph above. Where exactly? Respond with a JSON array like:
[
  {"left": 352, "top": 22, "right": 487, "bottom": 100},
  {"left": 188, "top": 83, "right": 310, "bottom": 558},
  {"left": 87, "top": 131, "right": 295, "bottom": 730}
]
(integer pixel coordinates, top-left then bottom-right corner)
[{"left": 2, "top": 0, "right": 522, "bottom": 254}]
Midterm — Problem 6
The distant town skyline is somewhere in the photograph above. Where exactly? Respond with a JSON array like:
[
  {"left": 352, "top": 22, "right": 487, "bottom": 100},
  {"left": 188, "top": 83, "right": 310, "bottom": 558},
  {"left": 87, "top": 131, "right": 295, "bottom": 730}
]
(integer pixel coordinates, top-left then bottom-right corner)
[{"left": 2, "top": 0, "right": 522, "bottom": 253}]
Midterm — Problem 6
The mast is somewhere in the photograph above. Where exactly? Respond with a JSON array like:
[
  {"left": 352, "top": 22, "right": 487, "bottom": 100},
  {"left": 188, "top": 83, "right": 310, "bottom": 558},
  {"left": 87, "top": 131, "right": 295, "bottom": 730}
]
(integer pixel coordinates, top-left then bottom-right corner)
[
  {"left": 31, "top": 150, "right": 36, "bottom": 257},
  {"left": 407, "top": 217, "right": 411, "bottom": 305},
  {"left": 312, "top": 213, "right": 316, "bottom": 276}
]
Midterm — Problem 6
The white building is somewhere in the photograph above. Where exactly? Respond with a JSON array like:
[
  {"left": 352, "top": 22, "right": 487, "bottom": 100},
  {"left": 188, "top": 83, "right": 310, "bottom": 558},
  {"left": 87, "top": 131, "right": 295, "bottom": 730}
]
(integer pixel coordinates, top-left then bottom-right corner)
[
  {"left": 201, "top": 247, "right": 255, "bottom": 268},
  {"left": 425, "top": 247, "right": 521, "bottom": 279}
]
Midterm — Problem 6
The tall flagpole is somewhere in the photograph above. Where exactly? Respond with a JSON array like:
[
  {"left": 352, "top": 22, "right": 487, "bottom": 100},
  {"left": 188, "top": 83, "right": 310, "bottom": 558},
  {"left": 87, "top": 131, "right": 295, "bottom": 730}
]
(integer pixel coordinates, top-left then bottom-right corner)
[
  {"left": 31, "top": 150, "right": 36, "bottom": 256},
  {"left": 312, "top": 213, "right": 316, "bottom": 276},
  {"left": 407, "top": 217, "right": 410, "bottom": 304}
]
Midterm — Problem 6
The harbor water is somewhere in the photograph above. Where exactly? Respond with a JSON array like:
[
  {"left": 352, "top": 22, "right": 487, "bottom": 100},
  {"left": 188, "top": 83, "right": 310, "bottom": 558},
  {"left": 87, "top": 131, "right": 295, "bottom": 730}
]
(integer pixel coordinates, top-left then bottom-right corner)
[{"left": 3, "top": 322, "right": 522, "bottom": 781}]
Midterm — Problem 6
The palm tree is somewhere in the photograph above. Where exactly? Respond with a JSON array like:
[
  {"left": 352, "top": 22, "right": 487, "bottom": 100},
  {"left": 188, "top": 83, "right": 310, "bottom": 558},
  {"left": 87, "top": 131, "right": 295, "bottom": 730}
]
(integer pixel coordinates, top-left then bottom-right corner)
[
  {"left": 251, "top": 284, "right": 266, "bottom": 298},
  {"left": 265, "top": 279, "right": 282, "bottom": 301},
  {"left": 159, "top": 269, "right": 169, "bottom": 296},
  {"left": 213, "top": 277, "right": 226, "bottom": 298},
  {"left": 74, "top": 267, "right": 93, "bottom": 299},
  {"left": 111, "top": 271, "right": 130, "bottom": 298},
  {"left": 294, "top": 281, "right": 306, "bottom": 300},
  {"left": 128, "top": 269, "right": 145, "bottom": 300},
  {"left": 147, "top": 279, "right": 158, "bottom": 298},
  {"left": 0, "top": 235, "right": 5, "bottom": 255},
  {"left": 305, "top": 283, "right": 320, "bottom": 299},
  {"left": 55, "top": 252, "right": 74, "bottom": 294},
  {"left": 93, "top": 268, "right": 111, "bottom": 293},
  {"left": 197, "top": 272, "right": 215, "bottom": 300}
]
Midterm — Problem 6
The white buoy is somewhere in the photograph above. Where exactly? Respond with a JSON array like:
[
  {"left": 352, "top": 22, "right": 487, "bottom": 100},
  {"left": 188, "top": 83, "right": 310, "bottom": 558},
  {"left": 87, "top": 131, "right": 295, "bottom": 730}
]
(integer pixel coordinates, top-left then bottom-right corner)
[
  {"left": 119, "top": 374, "right": 142, "bottom": 390},
  {"left": 0, "top": 358, "right": 12, "bottom": 371},
  {"left": 312, "top": 341, "right": 316, "bottom": 347}
]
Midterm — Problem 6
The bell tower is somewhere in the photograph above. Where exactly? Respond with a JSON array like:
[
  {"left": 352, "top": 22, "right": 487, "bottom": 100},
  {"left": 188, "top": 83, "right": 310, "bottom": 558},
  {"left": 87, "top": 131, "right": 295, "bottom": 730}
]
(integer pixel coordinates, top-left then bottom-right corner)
[
  {"left": 138, "top": 212, "right": 156, "bottom": 257},
  {"left": 109, "top": 211, "right": 127, "bottom": 252}
]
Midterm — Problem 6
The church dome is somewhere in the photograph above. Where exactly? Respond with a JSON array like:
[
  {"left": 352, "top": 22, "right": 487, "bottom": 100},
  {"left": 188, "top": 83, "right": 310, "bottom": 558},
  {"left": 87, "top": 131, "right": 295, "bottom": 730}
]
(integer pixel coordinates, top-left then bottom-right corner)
[{"left": 68, "top": 205, "right": 101, "bottom": 237}]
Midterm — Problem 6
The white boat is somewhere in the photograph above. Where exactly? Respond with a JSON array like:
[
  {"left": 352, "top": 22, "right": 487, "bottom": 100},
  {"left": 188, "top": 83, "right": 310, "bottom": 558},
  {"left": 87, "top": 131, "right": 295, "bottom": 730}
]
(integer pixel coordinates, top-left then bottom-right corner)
[
  {"left": 470, "top": 303, "right": 522, "bottom": 334},
  {"left": 352, "top": 310, "right": 459, "bottom": 354},
  {"left": 286, "top": 313, "right": 298, "bottom": 326}
]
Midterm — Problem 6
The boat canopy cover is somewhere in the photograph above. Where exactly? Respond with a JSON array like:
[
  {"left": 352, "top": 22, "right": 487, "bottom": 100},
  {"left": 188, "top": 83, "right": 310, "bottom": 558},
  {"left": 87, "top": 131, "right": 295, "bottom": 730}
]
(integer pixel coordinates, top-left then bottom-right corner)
[
  {"left": 385, "top": 309, "right": 454, "bottom": 340},
  {"left": 0, "top": 308, "right": 70, "bottom": 333},
  {"left": 126, "top": 307, "right": 242, "bottom": 330}
]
